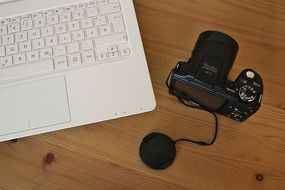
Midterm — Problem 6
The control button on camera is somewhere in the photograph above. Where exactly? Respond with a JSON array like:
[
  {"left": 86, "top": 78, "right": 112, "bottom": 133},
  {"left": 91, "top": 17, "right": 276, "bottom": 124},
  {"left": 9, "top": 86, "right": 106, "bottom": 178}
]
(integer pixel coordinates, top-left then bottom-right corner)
[
  {"left": 246, "top": 71, "right": 255, "bottom": 79},
  {"left": 239, "top": 84, "right": 257, "bottom": 103},
  {"left": 247, "top": 107, "right": 255, "bottom": 113},
  {"left": 258, "top": 94, "right": 263, "bottom": 103}
]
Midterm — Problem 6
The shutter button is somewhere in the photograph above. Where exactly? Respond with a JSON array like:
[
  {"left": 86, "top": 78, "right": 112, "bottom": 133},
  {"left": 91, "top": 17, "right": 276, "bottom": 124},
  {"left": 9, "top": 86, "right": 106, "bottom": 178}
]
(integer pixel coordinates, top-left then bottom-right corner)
[{"left": 246, "top": 71, "right": 255, "bottom": 79}]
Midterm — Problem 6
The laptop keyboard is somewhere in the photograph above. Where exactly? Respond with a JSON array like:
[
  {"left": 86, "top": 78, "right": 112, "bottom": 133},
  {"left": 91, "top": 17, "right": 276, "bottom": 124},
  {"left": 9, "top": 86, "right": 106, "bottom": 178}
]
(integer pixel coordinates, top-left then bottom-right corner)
[{"left": 0, "top": 0, "right": 131, "bottom": 81}]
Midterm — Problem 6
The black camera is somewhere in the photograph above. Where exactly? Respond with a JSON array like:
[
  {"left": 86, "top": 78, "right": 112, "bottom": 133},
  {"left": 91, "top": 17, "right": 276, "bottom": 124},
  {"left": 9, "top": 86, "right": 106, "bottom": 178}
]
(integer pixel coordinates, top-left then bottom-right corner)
[{"left": 167, "top": 31, "right": 263, "bottom": 122}]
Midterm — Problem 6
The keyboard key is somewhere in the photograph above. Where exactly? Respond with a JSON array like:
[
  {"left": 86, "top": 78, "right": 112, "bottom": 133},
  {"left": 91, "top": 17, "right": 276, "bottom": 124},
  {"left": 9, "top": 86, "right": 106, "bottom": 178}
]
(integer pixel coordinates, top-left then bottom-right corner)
[
  {"left": 26, "top": 50, "right": 39, "bottom": 62},
  {"left": 81, "top": 18, "right": 93, "bottom": 28},
  {"left": 0, "top": 18, "right": 10, "bottom": 25},
  {"left": 21, "top": 20, "right": 33, "bottom": 31},
  {"left": 2, "top": 34, "right": 14, "bottom": 45},
  {"left": 0, "top": 47, "right": 5, "bottom": 57},
  {"left": 98, "top": 0, "right": 108, "bottom": 5},
  {"left": 54, "top": 8, "right": 64, "bottom": 14},
  {"left": 107, "top": 12, "right": 122, "bottom": 23},
  {"left": 40, "top": 48, "right": 53, "bottom": 59},
  {"left": 6, "top": 44, "right": 18, "bottom": 55},
  {"left": 73, "top": 30, "right": 85, "bottom": 41},
  {"left": 95, "top": 33, "right": 127, "bottom": 47},
  {"left": 68, "top": 21, "right": 80, "bottom": 31},
  {"left": 77, "top": 3, "right": 85, "bottom": 9},
  {"left": 86, "top": 27, "right": 98, "bottom": 38},
  {"left": 0, "top": 56, "right": 12, "bottom": 68},
  {"left": 15, "top": 31, "right": 28, "bottom": 42},
  {"left": 82, "top": 50, "right": 95, "bottom": 64},
  {"left": 120, "top": 48, "right": 130, "bottom": 57},
  {"left": 55, "top": 23, "right": 67, "bottom": 34},
  {"left": 95, "top": 47, "right": 108, "bottom": 54},
  {"left": 86, "top": 1, "right": 96, "bottom": 7},
  {"left": 73, "top": 10, "right": 85, "bottom": 20},
  {"left": 19, "top": 41, "right": 32, "bottom": 52},
  {"left": 53, "top": 45, "right": 66, "bottom": 56},
  {"left": 59, "top": 33, "right": 71, "bottom": 44},
  {"left": 8, "top": 23, "right": 20, "bottom": 33},
  {"left": 109, "top": 51, "right": 119, "bottom": 59},
  {"left": 54, "top": 56, "right": 68, "bottom": 69},
  {"left": 67, "top": 42, "right": 80, "bottom": 53},
  {"left": 32, "top": 38, "right": 45, "bottom": 49},
  {"left": 45, "top": 36, "right": 58, "bottom": 47},
  {"left": 64, "top": 7, "right": 72, "bottom": 12},
  {"left": 0, "top": 25, "right": 7, "bottom": 35},
  {"left": 21, "top": 14, "right": 32, "bottom": 21},
  {"left": 81, "top": 40, "right": 93, "bottom": 50},
  {"left": 68, "top": 53, "right": 81, "bottom": 66},
  {"left": 0, "top": 59, "right": 53, "bottom": 82},
  {"left": 47, "top": 15, "right": 59, "bottom": 25},
  {"left": 107, "top": 46, "right": 117, "bottom": 53},
  {"left": 99, "top": 25, "right": 112, "bottom": 36},
  {"left": 32, "top": 12, "right": 43, "bottom": 19},
  {"left": 118, "top": 43, "right": 131, "bottom": 54},
  {"left": 94, "top": 16, "right": 106, "bottom": 26},
  {"left": 97, "top": 53, "right": 107, "bottom": 61},
  {"left": 60, "top": 12, "right": 72, "bottom": 23},
  {"left": 34, "top": 17, "right": 46, "bottom": 28},
  {"left": 99, "top": 3, "right": 121, "bottom": 14},
  {"left": 108, "top": 13, "right": 125, "bottom": 33},
  {"left": 43, "top": 10, "right": 53, "bottom": 16},
  {"left": 42, "top": 26, "right": 54, "bottom": 37},
  {"left": 66, "top": 5, "right": 76, "bottom": 11},
  {"left": 112, "top": 21, "right": 125, "bottom": 33},
  {"left": 28, "top": 29, "right": 41, "bottom": 40},
  {"left": 86, "top": 7, "right": 98, "bottom": 17},
  {"left": 13, "top": 53, "right": 26, "bottom": 65}
]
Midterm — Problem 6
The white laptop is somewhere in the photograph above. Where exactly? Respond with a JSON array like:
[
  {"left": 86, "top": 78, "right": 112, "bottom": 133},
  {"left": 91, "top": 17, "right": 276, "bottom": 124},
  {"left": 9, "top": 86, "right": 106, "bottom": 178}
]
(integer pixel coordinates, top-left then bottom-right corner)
[{"left": 0, "top": 0, "right": 156, "bottom": 142}]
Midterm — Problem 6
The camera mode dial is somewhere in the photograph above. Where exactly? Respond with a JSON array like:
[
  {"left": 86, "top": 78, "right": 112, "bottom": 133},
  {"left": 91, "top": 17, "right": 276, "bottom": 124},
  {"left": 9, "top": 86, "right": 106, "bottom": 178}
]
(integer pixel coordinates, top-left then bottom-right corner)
[{"left": 238, "top": 84, "right": 257, "bottom": 103}]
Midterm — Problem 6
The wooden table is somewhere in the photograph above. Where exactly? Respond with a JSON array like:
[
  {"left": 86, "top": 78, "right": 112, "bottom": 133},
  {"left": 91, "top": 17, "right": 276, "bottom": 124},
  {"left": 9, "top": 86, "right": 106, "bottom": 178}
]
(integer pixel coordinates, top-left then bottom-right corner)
[{"left": 1, "top": 0, "right": 285, "bottom": 189}]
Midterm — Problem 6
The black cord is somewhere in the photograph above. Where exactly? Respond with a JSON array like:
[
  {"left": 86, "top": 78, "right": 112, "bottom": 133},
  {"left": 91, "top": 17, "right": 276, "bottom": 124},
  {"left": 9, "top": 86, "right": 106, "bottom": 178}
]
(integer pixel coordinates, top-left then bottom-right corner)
[
  {"left": 174, "top": 97, "right": 218, "bottom": 146},
  {"left": 166, "top": 70, "right": 218, "bottom": 146}
]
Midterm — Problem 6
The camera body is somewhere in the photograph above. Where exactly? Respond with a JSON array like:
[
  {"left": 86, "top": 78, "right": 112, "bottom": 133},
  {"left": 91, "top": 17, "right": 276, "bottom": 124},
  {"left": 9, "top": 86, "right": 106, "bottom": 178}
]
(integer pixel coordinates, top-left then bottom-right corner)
[{"left": 167, "top": 31, "right": 263, "bottom": 121}]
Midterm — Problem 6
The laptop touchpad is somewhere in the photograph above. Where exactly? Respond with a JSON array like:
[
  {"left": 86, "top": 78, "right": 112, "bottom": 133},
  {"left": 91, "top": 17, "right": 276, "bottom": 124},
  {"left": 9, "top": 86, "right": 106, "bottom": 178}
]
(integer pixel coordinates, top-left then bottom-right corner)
[{"left": 0, "top": 76, "right": 71, "bottom": 136}]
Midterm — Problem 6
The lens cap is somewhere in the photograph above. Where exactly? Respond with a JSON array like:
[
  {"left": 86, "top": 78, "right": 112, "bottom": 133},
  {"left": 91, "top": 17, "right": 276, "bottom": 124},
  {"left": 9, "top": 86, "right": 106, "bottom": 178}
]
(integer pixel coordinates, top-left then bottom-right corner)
[{"left": 139, "top": 133, "right": 176, "bottom": 170}]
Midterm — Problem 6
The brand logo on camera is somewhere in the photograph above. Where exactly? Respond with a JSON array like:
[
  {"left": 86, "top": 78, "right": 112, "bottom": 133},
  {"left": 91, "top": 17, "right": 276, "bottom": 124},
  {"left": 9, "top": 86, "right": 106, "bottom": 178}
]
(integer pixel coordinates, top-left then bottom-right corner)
[{"left": 202, "top": 62, "right": 218, "bottom": 74}]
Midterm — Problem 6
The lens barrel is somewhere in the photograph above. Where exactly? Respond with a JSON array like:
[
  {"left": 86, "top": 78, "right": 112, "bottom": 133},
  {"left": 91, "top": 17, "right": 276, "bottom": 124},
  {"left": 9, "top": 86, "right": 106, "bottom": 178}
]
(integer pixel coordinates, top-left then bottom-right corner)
[{"left": 191, "top": 31, "right": 239, "bottom": 86}]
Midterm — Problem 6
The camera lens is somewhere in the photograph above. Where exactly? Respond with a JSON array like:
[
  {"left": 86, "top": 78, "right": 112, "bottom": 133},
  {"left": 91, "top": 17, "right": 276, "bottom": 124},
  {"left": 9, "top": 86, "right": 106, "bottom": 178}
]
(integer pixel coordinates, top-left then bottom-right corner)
[
  {"left": 191, "top": 31, "right": 239, "bottom": 86},
  {"left": 193, "top": 31, "right": 239, "bottom": 61}
]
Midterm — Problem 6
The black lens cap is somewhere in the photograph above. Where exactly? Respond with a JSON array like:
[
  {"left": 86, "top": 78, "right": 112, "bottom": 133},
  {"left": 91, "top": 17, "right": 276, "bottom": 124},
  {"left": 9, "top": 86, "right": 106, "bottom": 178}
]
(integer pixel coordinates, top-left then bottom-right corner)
[{"left": 139, "top": 133, "right": 176, "bottom": 170}]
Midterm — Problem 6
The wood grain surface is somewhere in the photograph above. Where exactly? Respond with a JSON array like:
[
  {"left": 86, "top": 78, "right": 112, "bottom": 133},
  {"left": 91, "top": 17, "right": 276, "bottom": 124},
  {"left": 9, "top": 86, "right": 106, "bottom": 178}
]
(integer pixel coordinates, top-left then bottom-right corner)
[{"left": 1, "top": 0, "right": 285, "bottom": 189}]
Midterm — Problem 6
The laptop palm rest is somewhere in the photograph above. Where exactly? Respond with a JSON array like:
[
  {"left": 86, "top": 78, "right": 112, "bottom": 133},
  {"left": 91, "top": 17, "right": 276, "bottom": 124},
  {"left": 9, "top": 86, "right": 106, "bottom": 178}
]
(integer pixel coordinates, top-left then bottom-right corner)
[{"left": 0, "top": 76, "right": 71, "bottom": 136}]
